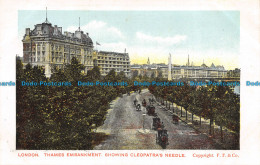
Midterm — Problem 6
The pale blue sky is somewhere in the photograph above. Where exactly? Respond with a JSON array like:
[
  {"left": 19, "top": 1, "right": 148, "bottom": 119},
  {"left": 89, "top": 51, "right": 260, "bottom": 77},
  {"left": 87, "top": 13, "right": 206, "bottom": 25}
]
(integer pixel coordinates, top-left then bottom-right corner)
[{"left": 18, "top": 10, "right": 240, "bottom": 69}]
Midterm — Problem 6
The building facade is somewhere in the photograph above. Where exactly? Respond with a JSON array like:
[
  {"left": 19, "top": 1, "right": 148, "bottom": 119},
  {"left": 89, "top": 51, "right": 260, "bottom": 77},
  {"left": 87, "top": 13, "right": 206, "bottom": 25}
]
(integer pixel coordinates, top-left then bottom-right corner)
[
  {"left": 131, "top": 58, "right": 227, "bottom": 79},
  {"left": 172, "top": 63, "right": 227, "bottom": 79},
  {"left": 94, "top": 51, "right": 130, "bottom": 77},
  {"left": 22, "top": 18, "right": 130, "bottom": 77}
]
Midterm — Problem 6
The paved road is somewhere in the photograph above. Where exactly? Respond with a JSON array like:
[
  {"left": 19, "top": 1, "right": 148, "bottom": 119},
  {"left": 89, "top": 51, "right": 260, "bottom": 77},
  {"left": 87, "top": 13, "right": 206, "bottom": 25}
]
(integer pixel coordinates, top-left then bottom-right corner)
[{"left": 94, "top": 89, "right": 222, "bottom": 150}]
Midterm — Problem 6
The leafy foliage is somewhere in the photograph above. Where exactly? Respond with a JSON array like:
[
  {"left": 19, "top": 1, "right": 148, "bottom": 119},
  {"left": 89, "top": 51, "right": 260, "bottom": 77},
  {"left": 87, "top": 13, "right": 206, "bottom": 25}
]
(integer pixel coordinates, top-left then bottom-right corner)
[
  {"left": 16, "top": 57, "right": 132, "bottom": 150},
  {"left": 149, "top": 81, "right": 240, "bottom": 133}
]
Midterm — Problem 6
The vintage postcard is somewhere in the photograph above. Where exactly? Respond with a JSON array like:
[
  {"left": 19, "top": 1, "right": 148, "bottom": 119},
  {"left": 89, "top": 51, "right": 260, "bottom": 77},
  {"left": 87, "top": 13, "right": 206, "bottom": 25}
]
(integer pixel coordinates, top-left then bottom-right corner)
[{"left": 0, "top": 0, "right": 260, "bottom": 165}]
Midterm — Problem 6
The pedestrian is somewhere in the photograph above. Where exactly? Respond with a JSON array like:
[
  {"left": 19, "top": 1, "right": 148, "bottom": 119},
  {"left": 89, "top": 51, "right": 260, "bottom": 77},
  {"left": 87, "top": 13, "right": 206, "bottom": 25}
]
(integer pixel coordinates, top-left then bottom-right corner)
[{"left": 161, "top": 122, "right": 165, "bottom": 129}]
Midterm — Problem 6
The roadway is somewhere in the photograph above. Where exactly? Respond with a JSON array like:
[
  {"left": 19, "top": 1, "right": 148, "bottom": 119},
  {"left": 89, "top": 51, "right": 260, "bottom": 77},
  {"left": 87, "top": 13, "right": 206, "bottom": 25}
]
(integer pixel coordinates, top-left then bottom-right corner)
[{"left": 94, "top": 89, "right": 222, "bottom": 150}]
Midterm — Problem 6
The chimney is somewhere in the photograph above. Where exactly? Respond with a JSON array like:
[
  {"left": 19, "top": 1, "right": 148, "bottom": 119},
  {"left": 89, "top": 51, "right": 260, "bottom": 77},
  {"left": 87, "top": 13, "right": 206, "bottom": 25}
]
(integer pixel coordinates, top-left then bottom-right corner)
[
  {"left": 58, "top": 27, "right": 62, "bottom": 33},
  {"left": 26, "top": 28, "right": 30, "bottom": 36}
]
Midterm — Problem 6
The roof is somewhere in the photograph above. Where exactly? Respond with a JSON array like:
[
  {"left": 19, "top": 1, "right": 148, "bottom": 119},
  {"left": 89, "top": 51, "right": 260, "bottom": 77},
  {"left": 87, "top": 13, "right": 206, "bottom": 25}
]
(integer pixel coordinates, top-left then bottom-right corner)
[
  {"left": 24, "top": 22, "right": 93, "bottom": 47},
  {"left": 98, "top": 51, "right": 129, "bottom": 57}
]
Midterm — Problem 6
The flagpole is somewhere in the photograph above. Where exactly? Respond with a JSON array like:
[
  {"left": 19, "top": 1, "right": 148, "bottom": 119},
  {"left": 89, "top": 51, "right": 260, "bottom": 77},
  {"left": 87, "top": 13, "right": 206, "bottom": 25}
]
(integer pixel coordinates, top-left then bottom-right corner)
[{"left": 96, "top": 41, "right": 101, "bottom": 52}]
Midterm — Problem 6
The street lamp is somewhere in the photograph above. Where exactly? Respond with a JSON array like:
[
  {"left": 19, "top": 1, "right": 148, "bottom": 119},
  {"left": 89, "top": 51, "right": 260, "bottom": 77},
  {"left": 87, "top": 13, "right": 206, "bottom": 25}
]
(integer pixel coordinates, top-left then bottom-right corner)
[{"left": 142, "top": 113, "right": 146, "bottom": 130}]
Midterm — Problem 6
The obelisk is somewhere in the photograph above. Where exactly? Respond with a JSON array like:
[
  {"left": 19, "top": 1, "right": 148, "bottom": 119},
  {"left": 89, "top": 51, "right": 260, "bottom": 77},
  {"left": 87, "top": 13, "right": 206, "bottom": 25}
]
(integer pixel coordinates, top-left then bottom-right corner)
[{"left": 168, "top": 53, "right": 172, "bottom": 81}]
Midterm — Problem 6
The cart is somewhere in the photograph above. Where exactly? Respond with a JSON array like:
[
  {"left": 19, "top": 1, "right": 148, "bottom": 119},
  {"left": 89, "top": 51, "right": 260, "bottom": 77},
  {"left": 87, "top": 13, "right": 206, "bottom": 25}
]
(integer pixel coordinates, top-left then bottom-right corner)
[{"left": 156, "top": 129, "right": 169, "bottom": 149}]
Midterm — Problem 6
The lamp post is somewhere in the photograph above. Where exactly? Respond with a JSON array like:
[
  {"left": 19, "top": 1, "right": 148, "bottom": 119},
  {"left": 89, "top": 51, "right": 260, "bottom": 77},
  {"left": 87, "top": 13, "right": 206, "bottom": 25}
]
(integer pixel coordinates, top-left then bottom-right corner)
[{"left": 142, "top": 113, "right": 146, "bottom": 130}]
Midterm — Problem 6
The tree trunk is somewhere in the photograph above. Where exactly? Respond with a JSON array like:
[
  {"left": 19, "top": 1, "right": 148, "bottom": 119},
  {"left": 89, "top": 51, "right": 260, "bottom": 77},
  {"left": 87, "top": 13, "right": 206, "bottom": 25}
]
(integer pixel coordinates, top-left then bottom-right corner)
[
  {"left": 181, "top": 106, "right": 182, "bottom": 117},
  {"left": 186, "top": 109, "right": 187, "bottom": 120},
  {"left": 192, "top": 113, "right": 193, "bottom": 123},
  {"left": 209, "top": 118, "right": 212, "bottom": 135},
  {"left": 220, "top": 125, "right": 223, "bottom": 142},
  {"left": 212, "top": 120, "right": 214, "bottom": 135},
  {"left": 200, "top": 116, "right": 201, "bottom": 126}
]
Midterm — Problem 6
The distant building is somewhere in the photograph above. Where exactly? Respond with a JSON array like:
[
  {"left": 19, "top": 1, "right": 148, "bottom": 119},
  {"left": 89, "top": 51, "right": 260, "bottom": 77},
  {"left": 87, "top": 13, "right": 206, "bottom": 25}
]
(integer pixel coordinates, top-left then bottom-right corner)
[
  {"left": 227, "top": 68, "right": 240, "bottom": 78},
  {"left": 22, "top": 13, "right": 130, "bottom": 77},
  {"left": 131, "top": 63, "right": 166, "bottom": 78},
  {"left": 94, "top": 51, "right": 130, "bottom": 77},
  {"left": 172, "top": 63, "right": 227, "bottom": 79},
  {"left": 147, "top": 57, "right": 150, "bottom": 65},
  {"left": 130, "top": 56, "right": 227, "bottom": 79}
]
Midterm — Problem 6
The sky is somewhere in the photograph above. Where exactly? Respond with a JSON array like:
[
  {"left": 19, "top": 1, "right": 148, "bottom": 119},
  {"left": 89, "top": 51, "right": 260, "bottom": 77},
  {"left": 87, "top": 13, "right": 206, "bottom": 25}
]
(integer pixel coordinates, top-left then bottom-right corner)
[{"left": 18, "top": 10, "right": 240, "bottom": 69}]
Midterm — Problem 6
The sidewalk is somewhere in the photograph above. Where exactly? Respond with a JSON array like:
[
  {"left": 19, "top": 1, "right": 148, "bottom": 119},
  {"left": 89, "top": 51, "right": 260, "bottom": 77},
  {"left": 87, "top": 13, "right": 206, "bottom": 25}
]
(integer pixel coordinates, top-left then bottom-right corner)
[{"left": 156, "top": 99, "right": 239, "bottom": 150}]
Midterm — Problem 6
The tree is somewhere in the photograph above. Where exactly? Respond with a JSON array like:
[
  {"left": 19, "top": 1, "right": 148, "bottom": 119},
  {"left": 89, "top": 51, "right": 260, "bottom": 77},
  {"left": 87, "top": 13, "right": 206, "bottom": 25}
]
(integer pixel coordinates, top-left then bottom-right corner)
[
  {"left": 64, "top": 57, "right": 85, "bottom": 83},
  {"left": 16, "top": 60, "right": 49, "bottom": 149},
  {"left": 17, "top": 57, "right": 116, "bottom": 149},
  {"left": 105, "top": 69, "right": 116, "bottom": 81},
  {"left": 87, "top": 66, "right": 101, "bottom": 81},
  {"left": 151, "top": 72, "right": 155, "bottom": 78},
  {"left": 132, "top": 70, "right": 138, "bottom": 79},
  {"left": 158, "top": 70, "right": 163, "bottom": 78}
]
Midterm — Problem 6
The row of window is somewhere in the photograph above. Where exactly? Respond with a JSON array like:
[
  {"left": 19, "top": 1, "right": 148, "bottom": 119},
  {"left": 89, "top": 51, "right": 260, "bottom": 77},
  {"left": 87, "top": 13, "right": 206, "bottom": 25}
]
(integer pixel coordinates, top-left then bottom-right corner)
[
  {"left": 30, "top": 53, "right": 89, "bottom": 58},
  {"left": 26, "top": 41, "right": 91, "bottom": 50},
  {"left": 29, "top": 58, "right": 45, "bottom": 62},
  {"left": 101, "top": 69, "right": 130, "bottom": 72},
  {"left": 97, "top": 56, "right": 129, "bottom": 61},
  {"left": 29, "top": 57, "right": 94, "bottom": 65},
  {"left": 98, "top": 64, "right": 130, "bottom": 68},
  {"left": 31, "top": 52, "right": 46, "bottom": 56},
  {"left": 183, "top": 71, "right": 223, "bottom": 74},
  {"left": 30, "top": 49, "right": 91, "bottom": 56},
  {"left": 97, "top": 61, "right": 129, "bottom": 64}
]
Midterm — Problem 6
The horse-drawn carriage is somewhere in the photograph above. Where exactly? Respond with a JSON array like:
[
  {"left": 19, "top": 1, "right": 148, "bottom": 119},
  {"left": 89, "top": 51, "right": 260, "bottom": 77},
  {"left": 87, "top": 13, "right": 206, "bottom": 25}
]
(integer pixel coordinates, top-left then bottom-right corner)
[
  {"left": 152, "top": 117, "right": 161, "bottom": 130},
  {"left": 156, "top": 129, "right": 169, "bottom": 149},
  {"left": 172, "top": 114, "right": 179, "bottom": 124},
  {"left": 142, "top": 99, "right": 147, "bottom": 107},
  {"left": 152, "top": 115, "right": 168, "bottom": 148},
  {"left": 133, "top": 98, "right": 138, "bottom": 106},
  {"left": 136, "top": 104, "right": 141, "bottom": 111},
  {"left": 149, "top": 98, "right": 155, "bottom": 104},
  {"left": 146, "top": 105, "right": 155, "bottom": 116},
  {"left": 133, "top": 98, "right": 141, "bottom": 111}
]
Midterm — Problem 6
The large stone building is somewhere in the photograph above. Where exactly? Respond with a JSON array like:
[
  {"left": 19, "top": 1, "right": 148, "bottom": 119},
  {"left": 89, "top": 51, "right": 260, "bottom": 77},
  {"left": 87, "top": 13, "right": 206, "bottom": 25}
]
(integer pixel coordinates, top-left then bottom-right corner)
[
  {"left": 171, "top": 63, "right": 227, "bottom": 79},
  {"left": 95, "top": 51, "right": 130, "bottom": 77},
  {"left": 22, "top": 16, "right": 130, "bottom": 77},
  {"left": 131, "top": 57, "right": 227, "bottom": 79}
]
